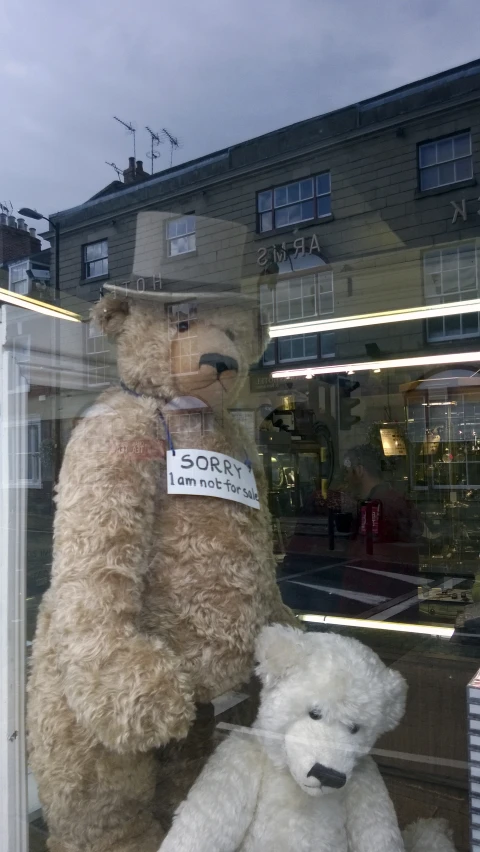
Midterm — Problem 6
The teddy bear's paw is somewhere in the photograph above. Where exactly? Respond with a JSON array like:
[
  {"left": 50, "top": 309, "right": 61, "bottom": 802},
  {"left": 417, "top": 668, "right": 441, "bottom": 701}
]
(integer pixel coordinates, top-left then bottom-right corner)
[
  {"left": 137, "top": 670, "right": 196, "bottom": 750},
  {"left": 101, "top": 663, "right": 196, "bottom": 753}
]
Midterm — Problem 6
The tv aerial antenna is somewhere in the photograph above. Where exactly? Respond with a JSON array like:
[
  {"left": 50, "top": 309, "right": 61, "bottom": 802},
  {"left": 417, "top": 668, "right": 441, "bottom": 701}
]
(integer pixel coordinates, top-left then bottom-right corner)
[
  {"left": 105, "top": 161, "right": 123, "bottom": 180},
  {"left": 162, "top": 128, "right": 182, "bottom": 166},
  {"left": 145, "top": 126, "right": 163, "bottom": 174},
  {"left": 113, "top": 116, "right": 137, "bottom": 160}
]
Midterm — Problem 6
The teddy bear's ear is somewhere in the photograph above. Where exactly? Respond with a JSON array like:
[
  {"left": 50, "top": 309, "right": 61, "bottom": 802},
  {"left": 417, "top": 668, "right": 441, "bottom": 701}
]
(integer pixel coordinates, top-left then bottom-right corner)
[
  {"left": 380, "top": 667, "right": 408, "bottom": 734},
  {"left": 255, "top": 625, "right": 305, "bottom": 688},
  {"left": 91, "top": 294, "right": 130, "bottom": 338}
]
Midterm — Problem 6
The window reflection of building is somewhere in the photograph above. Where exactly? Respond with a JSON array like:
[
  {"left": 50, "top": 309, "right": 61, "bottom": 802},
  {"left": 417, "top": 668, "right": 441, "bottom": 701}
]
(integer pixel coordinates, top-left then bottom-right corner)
[
  {"left": 424, "top": 243, "right": 480, "bottom": 341},
  {"left": 258, "top": 383, "right": 334, "bottom": 527},
  {"left": 256, "top": 174, "right": 331, "bottom": 233},
  {"left": 260, "top": 253, "right": 335, "bottom": 367},
  {"left": 402, "top": 369, "right": 480, "bottom": 583}
]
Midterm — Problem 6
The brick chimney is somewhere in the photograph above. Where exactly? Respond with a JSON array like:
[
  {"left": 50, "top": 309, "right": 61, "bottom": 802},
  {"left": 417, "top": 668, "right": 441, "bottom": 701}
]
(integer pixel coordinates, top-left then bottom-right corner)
[
  {"left": 0, "top": 216, "right": 41, "bottom": 264},
  {"left": 123, "top": 157, "right": 149, "bottom": 185},
  {"left": 123, "top": 156, "right": 136, "bottom": 184}
]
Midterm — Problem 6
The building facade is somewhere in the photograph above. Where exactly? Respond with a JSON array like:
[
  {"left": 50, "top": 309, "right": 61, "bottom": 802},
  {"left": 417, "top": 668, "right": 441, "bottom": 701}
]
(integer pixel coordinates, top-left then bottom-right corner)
[{"left": 49, "top": 59, "right": 480, "bottom": 516}]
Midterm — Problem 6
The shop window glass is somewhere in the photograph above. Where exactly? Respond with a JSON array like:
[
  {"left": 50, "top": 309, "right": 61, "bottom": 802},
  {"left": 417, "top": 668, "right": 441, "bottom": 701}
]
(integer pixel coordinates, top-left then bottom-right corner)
[{"left": 3, "top": 43, "right": 480, "bottom": 852}]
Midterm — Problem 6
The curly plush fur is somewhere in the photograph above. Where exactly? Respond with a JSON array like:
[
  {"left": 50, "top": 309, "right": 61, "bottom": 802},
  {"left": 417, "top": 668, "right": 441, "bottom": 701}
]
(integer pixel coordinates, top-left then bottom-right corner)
[
  {"left": 27, "top": 293, "right": 295, "bottom": 852},
  {"left": 159, "top": 626, "right": 457, "bottom": 852}
]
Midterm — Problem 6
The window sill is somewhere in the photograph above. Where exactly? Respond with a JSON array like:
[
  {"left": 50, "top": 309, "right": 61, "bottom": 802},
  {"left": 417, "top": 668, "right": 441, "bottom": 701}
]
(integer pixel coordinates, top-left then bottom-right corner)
[
  {"left": 80, "top": 274, "right": 110, "bottom": 286},
  {"left": 415, "top": 177, "right": 477, "bottom": 199},
  {"left": 426, "top": 336, "right": 480, "bottom": 345},
  {"left": 254, "top": 216, "right": 334, "bottom": 241},
  {"left": 167, "top": 249, "right": 198, "bottom": 260}
]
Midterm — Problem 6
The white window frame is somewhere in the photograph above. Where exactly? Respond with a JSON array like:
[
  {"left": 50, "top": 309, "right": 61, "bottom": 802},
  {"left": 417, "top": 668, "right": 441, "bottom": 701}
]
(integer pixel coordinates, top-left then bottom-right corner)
[
  {"left": 83, "top": 239, "right": 108, "bottom": 280},
  {"left": 424, "top": 243, "right": 480, "bottom": 342},
  {"left": 0, "top": 314, "right": 28, "bottom": 852},
  {"left": 418, "top": 132, "right": 473, "bottom": 191},
  {"left": 262, "top": 329, "right": 335, "bottom": 365},
  {"left": 257, "top": 173, "right": 331, "bottom": 233},
  {"left": 166, "top": 216, "right": 196, "bottom": 257},
  {"left": 275, "top": 274, "right": 317, "bottom": 323},
  {"left": 278, "top": 333, "right": 318, "bottom": 363},
  {"left": 168, "top": 300, "right": 199, "bottom": 375},
  {"left": 86, "top": 323, "right": 110, "bottom": 388},
  {"left": 260, "top": 269, "right": 334, "bottom": 326},
  {"left": 320, "top": 330, "right": 336, "bottom": 359},
  {"left": 317, "top": 269, "right": 334, "bottom": 315},
  {"left": 9, "top": 261, "right": 29, "bottom": 295}
]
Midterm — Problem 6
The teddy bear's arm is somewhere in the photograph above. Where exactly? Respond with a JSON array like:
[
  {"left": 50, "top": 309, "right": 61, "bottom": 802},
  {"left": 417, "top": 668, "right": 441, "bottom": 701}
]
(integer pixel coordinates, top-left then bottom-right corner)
[
  {"left": 345, "top": 756, "right": 405, "bottom": 852},
  {"left": 50, "top": 409, "right": 195, "bottom": 752},
  {"left": 159, "top": 734, "right": 262, "bottom": 852}
]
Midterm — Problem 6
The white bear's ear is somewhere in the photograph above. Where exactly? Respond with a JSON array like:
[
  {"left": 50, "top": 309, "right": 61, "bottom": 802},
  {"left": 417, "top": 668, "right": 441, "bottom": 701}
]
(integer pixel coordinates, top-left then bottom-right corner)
[
  {"left": 255, "top": 625, "right": 305, "bottom": 688},
  {"left": 91, "top": 294, "right": 130, "bottom": 338},
  {"left": 380, "top": 668, "right": 408, "bottom": 734}
]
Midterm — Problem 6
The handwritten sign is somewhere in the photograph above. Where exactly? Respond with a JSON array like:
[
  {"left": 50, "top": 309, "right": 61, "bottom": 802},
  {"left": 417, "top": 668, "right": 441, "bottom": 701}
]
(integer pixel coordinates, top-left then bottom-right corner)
[{"left": 167, "top": 449, "right": 260, "bottom": 510}]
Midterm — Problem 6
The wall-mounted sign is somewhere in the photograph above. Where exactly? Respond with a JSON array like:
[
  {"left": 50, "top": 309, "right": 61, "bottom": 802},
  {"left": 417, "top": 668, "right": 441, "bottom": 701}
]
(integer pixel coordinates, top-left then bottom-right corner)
[
  {"left": 380, "top": 428, "right": 407, "bottom": 457},
  {"left": 250, "top": 372, "right": 291, "bottom": 393},
  {"left": 257, "top": 233, "right": 322, "bottom": 267},
  {"left": 110, "top": 274, "right": 163, "bottom": 293}
]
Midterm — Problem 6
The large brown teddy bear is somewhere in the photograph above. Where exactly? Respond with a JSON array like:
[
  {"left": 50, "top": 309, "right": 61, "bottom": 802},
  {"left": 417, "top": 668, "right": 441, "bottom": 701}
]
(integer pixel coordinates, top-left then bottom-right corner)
[{"left": 27, "top": 288, "right": 296, "bottom": 852}]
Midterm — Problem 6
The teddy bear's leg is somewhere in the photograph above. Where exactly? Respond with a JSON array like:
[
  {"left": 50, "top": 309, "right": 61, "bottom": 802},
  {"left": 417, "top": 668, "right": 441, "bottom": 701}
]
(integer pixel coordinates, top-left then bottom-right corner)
[
  {"left": 45, "top": 797, "right": 164, "bottom": 852},
  {"left": 83, "top": 813, "right": 164, "bottom": 852},
  {"left": 46, "top": 838, "right": 82, "bottom": 852},
  {"left": 46, "top": 820, "right": 163, "bottom": 852},
  {"left": 36, "top": 744, "right": 164, "bottom": 852}
]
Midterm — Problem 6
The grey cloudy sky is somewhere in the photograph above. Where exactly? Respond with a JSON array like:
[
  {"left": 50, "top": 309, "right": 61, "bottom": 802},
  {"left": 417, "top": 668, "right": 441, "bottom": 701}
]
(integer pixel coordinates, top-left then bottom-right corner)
[{"left": 1, "top": 0, "right": 480, "bottom": 220}]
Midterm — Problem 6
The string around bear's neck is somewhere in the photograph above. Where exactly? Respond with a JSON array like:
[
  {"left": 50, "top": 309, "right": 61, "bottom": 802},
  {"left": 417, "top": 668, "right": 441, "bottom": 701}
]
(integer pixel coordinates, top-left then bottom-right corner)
[
  {"left": 119, "top": 380, "right": 253, "bottom": 470},
  {"left": 119, "top": 381, "right": 176, "bottom": 455}
]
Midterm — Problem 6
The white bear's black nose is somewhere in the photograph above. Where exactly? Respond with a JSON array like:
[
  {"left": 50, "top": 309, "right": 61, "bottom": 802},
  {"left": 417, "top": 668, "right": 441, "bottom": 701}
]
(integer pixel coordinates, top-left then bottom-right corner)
[
  {"left": 307, "top": 763, "right": 346, "bottom": 789},
  {"left": 199, "top": 353, "right": 239, "bottom": 375}
]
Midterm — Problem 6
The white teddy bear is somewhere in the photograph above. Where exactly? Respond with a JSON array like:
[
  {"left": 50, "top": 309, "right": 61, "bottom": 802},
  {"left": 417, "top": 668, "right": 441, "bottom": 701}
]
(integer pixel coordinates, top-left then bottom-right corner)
[{"left": 159, "top": 625, "right": 457, "bottom": 852}]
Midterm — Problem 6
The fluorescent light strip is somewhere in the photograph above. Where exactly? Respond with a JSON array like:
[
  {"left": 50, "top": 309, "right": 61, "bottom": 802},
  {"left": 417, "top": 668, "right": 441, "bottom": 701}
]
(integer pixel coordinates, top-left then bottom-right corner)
[
  {"left": 297, "top": 613, "right": 454, "bottom": 638},
  {"left": 269, "top": 297, "right": 480, "bottom": 338},
  {"left": 272, "top": 350, "right": 480, "bottom": 379},
  {"left": 0, "top": 287, "right": 83, "bottom": 322}
]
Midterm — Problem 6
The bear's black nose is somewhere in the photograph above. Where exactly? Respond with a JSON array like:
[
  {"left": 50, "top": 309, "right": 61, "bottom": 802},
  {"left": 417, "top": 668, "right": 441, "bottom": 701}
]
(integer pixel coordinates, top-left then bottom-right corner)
[
  {"left": 307, "top": 763, "right": 346, "bottom": 789},
  {"left": 199, "top": 353, "right": 239, "bottom": 375}
]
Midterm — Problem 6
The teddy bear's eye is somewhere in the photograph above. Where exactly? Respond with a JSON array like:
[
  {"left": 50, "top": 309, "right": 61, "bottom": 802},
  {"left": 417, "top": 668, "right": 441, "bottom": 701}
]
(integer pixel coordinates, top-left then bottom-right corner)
[
  {"left": 309, "top": 709, "right": 322, "bottom": 721},
  {"left": 225, "top": 329, "right": 235, "bottom": 342},
  {"left": 178, "top": 321, "right": 189, "bottom": 333},
  {"left": 350, "top": 723, "right": 360, "bottom": 734}
]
